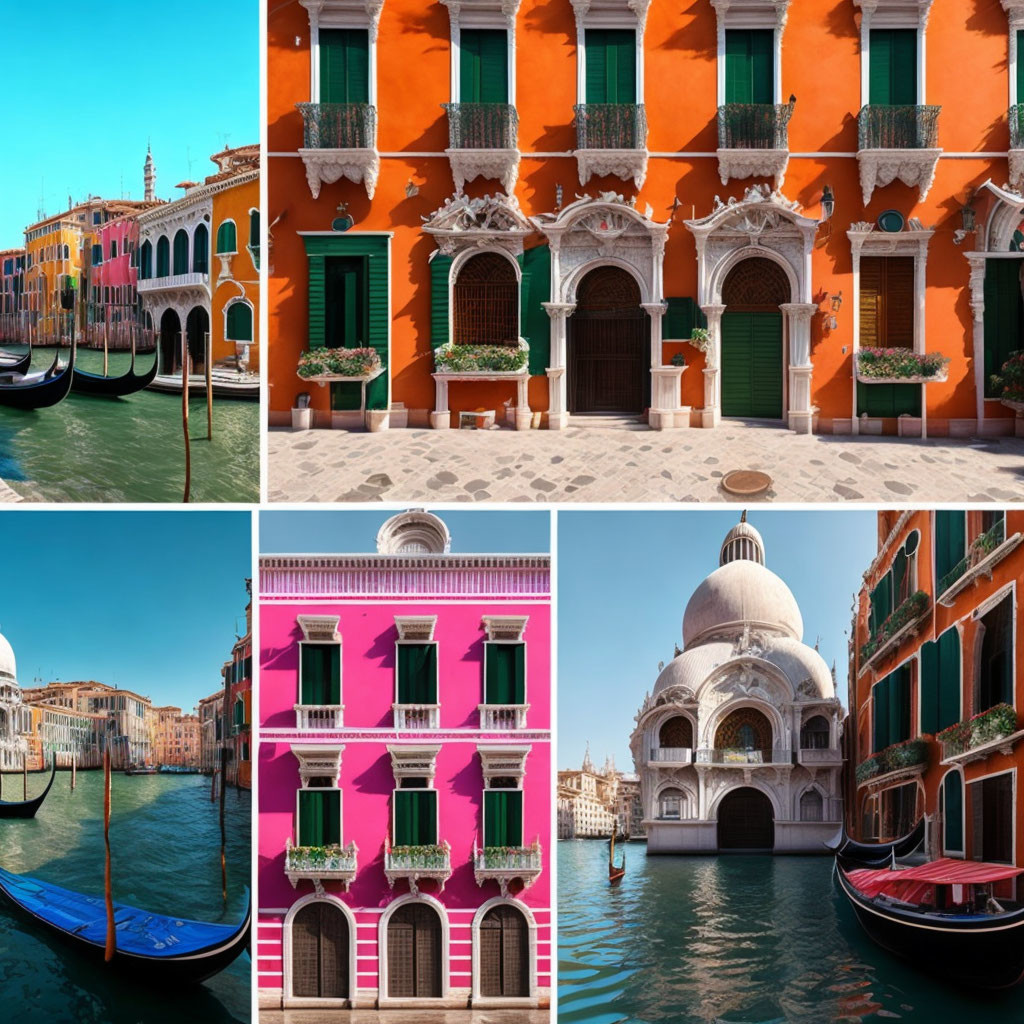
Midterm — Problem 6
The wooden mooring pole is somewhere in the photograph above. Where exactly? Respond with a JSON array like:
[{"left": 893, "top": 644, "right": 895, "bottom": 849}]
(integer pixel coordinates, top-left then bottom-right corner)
[
  {"left": 206, "top": 330, "right": 213, "bottom": 440},
  {"left": 103, "top": 749, "right": 116, "bottom": 962},
  {"left": 72, "top": 753, "right": 76, "bottom": 790},
  {"left": 22, "top": 754, "right": 26, "bottom": 800},
  {"left": 182, "top": 332, "right": 191, "bottom": 503}
]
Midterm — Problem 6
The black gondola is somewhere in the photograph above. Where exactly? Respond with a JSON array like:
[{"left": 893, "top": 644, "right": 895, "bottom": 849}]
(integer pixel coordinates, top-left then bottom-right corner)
[
  {"left": 836, "top": 857, "right": 1024, "bottom": 989},
  {"left": 71, "top": 348, "right": 159, "bottom": 398},
  {"left": 0, "top": 342, "right": 32, "bottom": 376},
  {"left": 826, "top": 817, "right": 926, "bottom": 868},
  {"left": 0, "top": 759, "right": 56, "bottom": 819},
  {"left": 0, "top": 868, "right": 250, "bottom": 985},
  {"left": 0, "top": 341, "right": 75, "bottom": 411}
]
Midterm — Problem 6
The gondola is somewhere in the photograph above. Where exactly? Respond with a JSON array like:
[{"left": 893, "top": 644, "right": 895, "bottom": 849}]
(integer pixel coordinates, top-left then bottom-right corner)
[
  {"left": 0, "top": 342, "right": 32, "bottom": 376},
  {"left": 0, "top": 341, "right": 75, "bottom": 411},
  {"left": 609, "top": 824, "right": 626, "bottom": 885},
  {"left": 0, "top": 759, "right": 56, "bottom": 819},
  {"left": 836, "top": 856, "right": 1024, "bottom": 989},
  {"left": 72, "top": 347, "right": 159, "bottom": 398},
  {"left": 826, "top": 817, "right": 926, "bottom": 869},
  {"left": 0, "top": 868, "right": 250, "bottom": 985}
]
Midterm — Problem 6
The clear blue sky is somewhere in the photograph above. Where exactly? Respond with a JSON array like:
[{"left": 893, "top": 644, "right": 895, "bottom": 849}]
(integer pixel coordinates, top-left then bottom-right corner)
[
  {"left": 0, "top": 0, "right": 258, "bottom": 247},
  {"left": 558, "top": 510, "right": 877, "bottom": 771},
  {"left": 0, "top": 511, "right": 252, "bottom": 712},
  {"left": 260, "top": 510, "right": 551, "bottom": 553}
]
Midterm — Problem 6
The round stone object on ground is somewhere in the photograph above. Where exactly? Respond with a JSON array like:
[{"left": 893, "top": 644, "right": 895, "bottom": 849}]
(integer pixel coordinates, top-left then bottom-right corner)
[{"left": 721, "top": 469, "right": 772, "bottom": 497}]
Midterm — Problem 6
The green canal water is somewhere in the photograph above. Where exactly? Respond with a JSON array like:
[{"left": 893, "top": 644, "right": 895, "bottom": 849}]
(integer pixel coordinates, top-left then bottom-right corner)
[
  {"left": 0, "top": 772, "right": 250, "bottom": 1023},
  {"left": 558, "top": 840, "right": 1024, "bottom": 1024},
  {"left": 0, "top": 347, "right": 258, "bottom": 502}
]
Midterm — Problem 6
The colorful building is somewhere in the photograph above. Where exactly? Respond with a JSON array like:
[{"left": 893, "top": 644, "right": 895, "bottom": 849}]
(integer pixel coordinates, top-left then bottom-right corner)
[
  {"left": 847, "top": 509, "right": 1024, "bottom": 882},
  {"left": 23, "top": 703, "right": 107, "bottom": 771},
  {"left": 0, "top": 248, "right": 26, "bottom": 339},
  {"left": 257, "top": 510, "right": 551, "bottom": 1011},
  {"left": 152, "top": 706, "right": 202, "bottom": 767},
  {"left": 225, "top": 586, "right": 253, "bottom": 789},
  {"left": 268, "top": 0, "right": 1024, "bottom": 437},
  {"left": 87, "top": 213, "right": 153, "bottom": 352},
  {"left": 556, "top": 748, "right": 618, "bottom": 839}
]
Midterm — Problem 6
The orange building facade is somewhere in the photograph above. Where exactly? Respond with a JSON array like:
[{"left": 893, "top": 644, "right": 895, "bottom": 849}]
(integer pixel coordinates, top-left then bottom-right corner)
[
  {"left": 847, "top": 509, "right": 1024, "bottom": 888},
  {"left": 268, "top": 0, "right": 1024, "bottom": 434}
]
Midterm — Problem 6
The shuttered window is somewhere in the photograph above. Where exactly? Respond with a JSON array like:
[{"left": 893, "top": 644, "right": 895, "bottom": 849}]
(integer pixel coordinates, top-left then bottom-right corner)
[
  {"left": 980, "top": 594, "right": 1014, "bottom": 711},
  {"left": 920, "top": 627, "right": 961, "bottom": 735},
  {"left": 943, "top": 771, "right": 964, "bottom": 854},
  {"left": 868, "top": 570, "right": 892, "bottom": 637},
  {"left": 724, "top": 30, "right": 773, "bottom": 105},
  {"left": 720, "top": 311, "right": 783, "bottom": 418},
  {"left": 393, "top": 789, "right": 438, "bottom": 845},
  {"left": 584, "top": 30, "right": 636, "bottom": 104},
  {"left": 982, "top": 259, "right": 1023, "bottom": 397},
  {"left": 460, "top": 29, "right": 508, "bottom": 103},
  {"left": 518, "top": 244, "right": 551, "bottom": 375},
  {"left": 970, "top": 773, "right": 1013, "bottom": 863},
  {"left": 430, "top": 254, "right": 453, "bottom": 349},
  {"left": 484, "top": 789, "right": 524, "bottom": 847},
  {"left": 298, "top": 789, "right": 342, "bottom": 846},
  {"left": 664, "top": 297, "right": 706, "bottom": 340},
  {"left": 226, "top": 302, "right": 253, "bottom": 342},
  {"left": 397, "top": 643, "right": 438, "bottom": 704},
  {"left": 857, "top": 256, "right": 920, "bottom": 416},
  {"left": 156, "top": 236, "right": 170, "bottom": 277},
  {"left": 216, "top": 221, "right": 237, "bottom": 254},
  {"left": 320, "top": 29, "right": 369, "bottom": 104},
  {"left": 872, "top": 662, "right": 911, "bottom": 753},
  {"left": 934, "top": 509, "right": 966, "bottom": 591},
  {"left": 193, "top": 224, "right": 209, "bottom": 274},
  {"left": 172, "top": 230, "right": 189, "bottom": 275},
  {"left": 300, "top": 644, "right": 341, "bottom": 705},
  {"left": 485, "top": 643, "right": 526, "bottom": 704},
  {"left": 869, "top": 29, "right": 917, "bottom": 105}
]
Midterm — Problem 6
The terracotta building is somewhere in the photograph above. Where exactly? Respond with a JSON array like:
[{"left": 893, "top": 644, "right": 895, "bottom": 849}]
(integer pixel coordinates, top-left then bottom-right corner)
[{"left": 847, "top": 509, "right": 1024, "bottom": 884}]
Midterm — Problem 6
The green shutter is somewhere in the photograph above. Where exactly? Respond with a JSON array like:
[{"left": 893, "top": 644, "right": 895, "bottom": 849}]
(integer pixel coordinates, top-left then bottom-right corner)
[
  {"left": 585, "top": 30, "right": 636, "bottom": 104},
  {"left": 484, "top": 790, "right": 523, "bottom": 847},
  {"left": 227, "top": 303, "right": 253, "bottom": 342},
  {"left": 460, "top": 30, "right": 508, "bottom": 103},
  {"left": 430, "top": 254, "right": 452, "bottom": 349},
  {"left": 397, "top": 644, "right": 438, "bottom": 704},
  {"left": 892, "top": 548, "right": 906, "bottom": 603},
  {"left": 983, "top": 260, "right": 1022, "bottom": 397},
  {"left": 725, "top": 30, "right": 773, "bottom": 105},
  {"left": 301, "top": 645, "right": 340, "bottom": 705},
  {"left": 320, "top": 29, "right": 369, "bottom": 104},
  {"left": 943, "top": 771, "right": 963, "bottom": 852},
  {"left": 216, "top": 221, "right": 237, "bottom": 254},
  {"left": 394, "top": 790, "right": 437, "bottom": 845},
  {"left": 299, "top": 790, "right": 340, "bottom": 846},
  {"left": 938, "top": 627, "right": 961, "bottom": 732},
  {"left": 869, "top": 29, "right": 917, "bottom": 105},
  {"left": 873, "top": 676, "right": 889, "bottom": 752},
  {"left": 485, "top": 644, "right": 525, "bottom": 704},
  {"left": 920, "top": 640, "right": 938, "bottom": 735},
  {"left": 664, "top": 298, "right": 706, "bottom": 340},
  {"left": 856, "top": 381, "right": 922, "bottom": 417},
  {"left": 1019, "top": 32, "right": 1024, "bottom": 106},
  {"left": 721, "top": 312, "right": 783, "bottom": 419},
  {"left": 519, "top": 245, "right": 551, "bottom": 375},
  {"left": 935, "top": 510, "right": 966, "bottom": 586}
]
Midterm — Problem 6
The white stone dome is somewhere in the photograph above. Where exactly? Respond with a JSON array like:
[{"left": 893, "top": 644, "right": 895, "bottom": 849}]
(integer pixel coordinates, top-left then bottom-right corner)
[
  {"left": 0, "top": 631, "right": 16, "bottom": 684},
  {"left": 682, "top": 560, "right": 803, "bottom": 648}
]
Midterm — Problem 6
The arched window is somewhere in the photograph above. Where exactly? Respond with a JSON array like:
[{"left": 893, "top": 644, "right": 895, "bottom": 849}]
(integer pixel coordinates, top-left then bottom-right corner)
[
  {"left": 226, "top": 302, "right": 253, "bottom": 342},
  {"left": 192, "top": 224, "right": 209, "bottom": 274},
  {"left": 799, "top": 789, "right": 823, "bottom": 822},
  {"left": 216, "top": 220, "right": 237, "bottom": 254},
  {"left": 172, "top": 229, "right": 190, "bottom": 275},
  {"left": 658, "top": 787, "right": 684, "bottom": 820},
  {"left": 156, "top": 236, "right": 170, "bottom": 277},
  {"left": 139, "top": 240, "right": 152, "bottom": 280},
  {"left": 799, "top": 715, "right": 830, "bottom": 750},
  {"left": 942, "top": 771, "right": 963, "bottom": 854},
  {"left": 453, "top": 252, "right": 518, "bottom": 346}
]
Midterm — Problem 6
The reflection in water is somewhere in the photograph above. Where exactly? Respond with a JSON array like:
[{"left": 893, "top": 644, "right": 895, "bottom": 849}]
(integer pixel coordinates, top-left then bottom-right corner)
[
  {"left": 558, "top": 840, "right": 1022, "bottom": 1024},
  {"left": 0, "top": 772, "right": 250, "bottom": 1023},
  {"left": 0, "top": 348, "right": 258, "bottom": 502}
]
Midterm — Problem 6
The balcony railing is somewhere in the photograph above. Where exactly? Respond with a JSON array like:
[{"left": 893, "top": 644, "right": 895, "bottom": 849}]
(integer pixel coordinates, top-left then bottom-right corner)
[
  {"left": 443, "top": 102, "right": 518, "bottom": 149},
  {"left": 695, "top": 747, "right": 792, "bottom": 765},
  {"left": 296, "top": 102, "right": 377, "bottom": 149},
  {"left": 384, "top": 839, "right": 452, "bottom": 894},
  {"left": 479, "top": 703, "right": 529, "bottom": 730},
  {"left": 855, "top": 737, "right": 928, "bottom": 785},
  {"left": 860, "top": 590, "right": 930, "bottom": 666},
  {"left": 473, "top": 838, "right": 543, "bottom": 896},
  {"left": 858, "top": 105, "right": 940, "bottom": 149},
  {"left": 938, "top": 703, "right": 1017, "bottom": 761},
  {"left": 797, "top": 746, "right": 843, "bottom": 765},
  {"left": 649, "top": 746, "right": 692, "bottom": 763},
  {"left": 294, "top": 704, "right": 344, "bottom": 730},
  {"left": 393, "top": 703, "right": 439, "bottom": 729},
  {"left": 938, "top": 517, "right": 1006, "bottom": 598},
  {"left": 285, "top": 839, "right": 358, "bottom": 890},
  {"left": 136, "top": 271, "right": 209, "bottom": 293},
  {"left": 574, "top": 103, "right": 647, "bottom": 150},
  {"left": 717, "top": 100, "right": 795, "bottom": 150}
]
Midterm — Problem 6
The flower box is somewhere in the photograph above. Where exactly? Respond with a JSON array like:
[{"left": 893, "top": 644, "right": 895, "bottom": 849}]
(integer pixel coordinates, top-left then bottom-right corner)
[
  {"left": 938, "top": 703, "right": 1017, "bottom": 759},
  {"left": 856, "top": 738, "right": 928, "bottom": 784},
  {"left": 297, "top": 346, "right": 382, "bottom": 380},
  {"left": 434, "top": 341, "right": 529, "bottom": 374},
  {"left": 856, "top": 347, "right": 949, "bottom": 383},
  {"left": 991, "top": 351, "right": 1024, "bottom": 404},
  {"left": 860, "top": 590, "right": 929, "bottom": 664}
]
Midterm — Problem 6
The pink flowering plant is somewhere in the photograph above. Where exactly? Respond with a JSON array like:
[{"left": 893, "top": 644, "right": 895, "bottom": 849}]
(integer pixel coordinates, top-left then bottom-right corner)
[
  {"left": 298, "top": 347, "right": 381, "bottom": 378},
  {"left": 860, "top": 590, "right": 929, "bottom": 662},
  {"left": 857, "top": 348, "right": 949, "bottom": 379},
  {"left": 991, "top": 351, "right": 1024, "bottom": 402},
  {"left": 936, "top": 703, "right": 1017, "bottom": 755},
  {"left": 434, "top": 342, "right": 528, "bottom": 373}
]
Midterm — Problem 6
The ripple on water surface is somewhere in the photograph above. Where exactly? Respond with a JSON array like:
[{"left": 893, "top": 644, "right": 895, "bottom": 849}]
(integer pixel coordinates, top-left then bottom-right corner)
[
  {"left": 558, "top": 840, "right": 1023, "bottom": 1024},
  {"left": 0, "top": 772, "right": 250, "bottom": 1023}
]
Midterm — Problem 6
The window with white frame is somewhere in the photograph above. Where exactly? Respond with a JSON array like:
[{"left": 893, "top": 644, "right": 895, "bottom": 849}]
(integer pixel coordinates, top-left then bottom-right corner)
[{"left": 478, "top": 745, "right": 529, "bottom": 848}]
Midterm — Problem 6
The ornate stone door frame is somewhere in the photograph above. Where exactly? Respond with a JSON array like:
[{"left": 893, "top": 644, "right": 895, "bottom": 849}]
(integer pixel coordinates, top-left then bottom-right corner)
[
  {"left": 531, "top": 193, "right": 671, "bottom": 429},
  {"left": 684, "top": 185, "right": 819, "bottom": 433}
]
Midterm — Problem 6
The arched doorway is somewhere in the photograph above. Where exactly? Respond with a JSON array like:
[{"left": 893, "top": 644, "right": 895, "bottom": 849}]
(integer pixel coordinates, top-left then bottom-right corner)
[
  {"left": 185, "top": 306, "right": 209, "bottom": 373},
  {"left": 478, "top": 903, "right": 529, "bottom": 998},
  {"left": 158, "top": 308, "right": 181, "bottom": 374},
  {"left": 387, "top": 902, "right": 442, "bottom": 998},
  {"left": 717, "top": 787, "right": 774, "bottom": 850},
  {"left": 720, "top": 257, "right": 788, "bottom": 419},
  {"left": 569, "top": 266, "right": 648, "bottom": 415},
  {"left": 291, "top": 900, "right": 350, "bottom": 999}
]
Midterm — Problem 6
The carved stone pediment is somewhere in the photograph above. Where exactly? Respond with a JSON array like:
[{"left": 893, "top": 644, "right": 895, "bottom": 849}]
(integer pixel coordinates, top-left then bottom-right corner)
[
  {"left": 422, "top": 192, "right": 533, "bottom": 256},
  {"left": 655, "top": 683, "right": 697, "bottom": 707}
]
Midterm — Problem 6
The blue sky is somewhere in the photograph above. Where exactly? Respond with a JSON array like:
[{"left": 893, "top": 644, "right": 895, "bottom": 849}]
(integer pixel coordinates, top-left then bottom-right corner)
[
  {"left": 0, "top": 0, "right": 258, "bottom": 247},
  {"left": 558, "top": 510, "right": 877, "bottom": 771},
  {"left": 260, "top": 510, "right": 551, "bottom": 553},
  {"left": 0, "top": 511, "right": 252, "bottom": 712}
]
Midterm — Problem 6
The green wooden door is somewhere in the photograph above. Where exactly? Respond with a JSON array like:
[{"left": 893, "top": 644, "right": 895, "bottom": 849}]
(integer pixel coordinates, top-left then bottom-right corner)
[
  {"left": 983, "top": 260, "right": 1023, "bottom": 396},
  {"left": 584, "top": 30, "right": 636, "bottom": 103},
  {"left": 869, "top": 29, "right": 917, "bottom": 105},
  {"left": 725, "top": 30, "right": 773, "bottom": 105},
  {"left": 320, "top": 29, "right": 369, "bottom": 104},
  {"left": 720, "top": 311, "right": 783, "bottom": 418},
  {"left": 460, "top": 29, "right": 508, "bottom": 103},
  {"left": 325, "top": 256, "right": 366, "bottom": 411}
]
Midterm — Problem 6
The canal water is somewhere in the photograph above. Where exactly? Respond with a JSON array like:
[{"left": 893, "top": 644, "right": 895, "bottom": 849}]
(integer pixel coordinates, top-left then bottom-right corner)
[
  {"left": 0, "top": 771, "right": 250, "bottom": 1023},
  {"left": 558, "top": 840, "right": 1023, "bottom": 1024},
  {"left": 0, "top": 347, "right": 258, "bottom": 502}
]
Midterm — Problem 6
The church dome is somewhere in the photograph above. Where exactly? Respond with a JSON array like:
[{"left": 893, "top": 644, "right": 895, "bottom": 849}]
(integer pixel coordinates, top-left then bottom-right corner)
[
  {"left": 0, "top": 630, "right": 16, "bottom": 685},
  {"left": 719, "top": 516, "right": 765, "bottom": 566}
]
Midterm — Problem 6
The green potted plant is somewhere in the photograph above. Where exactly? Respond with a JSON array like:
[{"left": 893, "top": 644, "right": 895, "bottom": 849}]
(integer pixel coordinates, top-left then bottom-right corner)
[
  {"left": 991, "top": 351, "right": 1024, "bottom": 407},
  {"left": 434, "top": 341, "right": 529, "bottom": 373},
  {"left": 688, "top": 327, "right": 711, "bottom": 355}
]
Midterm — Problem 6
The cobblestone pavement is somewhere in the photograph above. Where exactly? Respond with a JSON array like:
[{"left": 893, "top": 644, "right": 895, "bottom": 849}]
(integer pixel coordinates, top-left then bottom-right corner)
[{"left": 268, "top": 420, "right": 1024, "bottom": 504}]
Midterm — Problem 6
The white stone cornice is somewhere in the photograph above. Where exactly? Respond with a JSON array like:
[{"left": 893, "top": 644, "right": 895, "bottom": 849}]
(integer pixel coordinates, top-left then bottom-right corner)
[
  {"left": 716, "top": 149, "right": 790, "bottom": 191},
  {"left": 301, "top": 0, "right": 384, "bottom": 36},
  {"left": 299, "top": 148, "right": 380, "bottom": 200},
  {"left": 710, "top": 0, "right": 790, "bottom": 31},
  {"left": 857, "top": 149, "right": 941, "bottom": 206},
  {"left": 445, "top": 148, "right": 520, "bottom": 194},
  {"left": 572, "top": 0, "right": 650, "bottom": 30},
  {"left": 846, "top": 222, "right": 934, "bottom": 256},
  {"left": 1004, "top": 0, "right": 1024, "bottom": 28},
  {"left": 852, "top": 0, "right": 932, "bottom": 26},
  {"left": 441, "top": 0, "right": 521, "bottom": 29}
]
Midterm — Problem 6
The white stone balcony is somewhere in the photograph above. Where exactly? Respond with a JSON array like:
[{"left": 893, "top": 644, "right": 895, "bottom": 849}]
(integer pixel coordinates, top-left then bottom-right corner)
[
  {"left": 285, "top": 839, "right": 358, "bottom": 894},
  {"left": 856, "top": 104, "right": 941, "bottom": 205},
  {"left": 137, "top": 271, "right": 209, "bottom": 294},
  {"left": 294, "top": 704, "right": 344, "bottom": 730},
  {"left": 695, "top": 747, "right": 792, "bottom": 766},
  {"left": 296, "top": 101, "right": 379, "bottom": 199},
  {"left": 393, "top": 704, "right": 440, "bottom": 729},
  {"left": 479, "top": 704, "right": 529, "bottom": 730},
  {"left": 473, "top": 839, "right": 543, "bottom": 897},
  {"left": 797, "top": 746, "right": 843, "bottom": 767},
  {"left": 648, "top": 746, "right": 692, "bottom": 765},
  {"left": 384, "top": 840, "right": 452, "bottom": 895}
]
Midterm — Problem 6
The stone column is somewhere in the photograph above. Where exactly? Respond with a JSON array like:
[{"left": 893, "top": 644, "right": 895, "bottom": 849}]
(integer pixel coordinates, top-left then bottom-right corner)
[
  {"left": 701, "top": 303, "right": 725, "bottom": 428},
  {"left": 781, "top": 302, "right": 817, "bottom": 434},
  {"left": 966, "top": 252, "right": 987, "bottom": 429},
  {"left": 542, "top": 301, "right": 575, "bottom": 430},
  {"left": 429, "top": 374, "right": 450, "bottom": 429}
]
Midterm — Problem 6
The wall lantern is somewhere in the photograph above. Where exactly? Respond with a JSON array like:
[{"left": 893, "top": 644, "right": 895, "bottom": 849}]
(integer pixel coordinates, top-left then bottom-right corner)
[
  {"left": 960, "top": 201, "right": 976, "bottom": 234},
  {"left": 820, "top": 185, "right": 835, "bottom": 222},
  {"left": 830, "top": 290, "right": 843, "bottom": 313}
]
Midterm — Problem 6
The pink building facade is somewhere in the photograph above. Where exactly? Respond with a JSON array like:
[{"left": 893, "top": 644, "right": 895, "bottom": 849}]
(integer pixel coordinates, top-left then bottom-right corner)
[
  {"left": 88, "top": 215, "right": 142, "bottom": 346},
  {"left": 257, "top": 511, "right": 552, "bottom": 1013}
]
